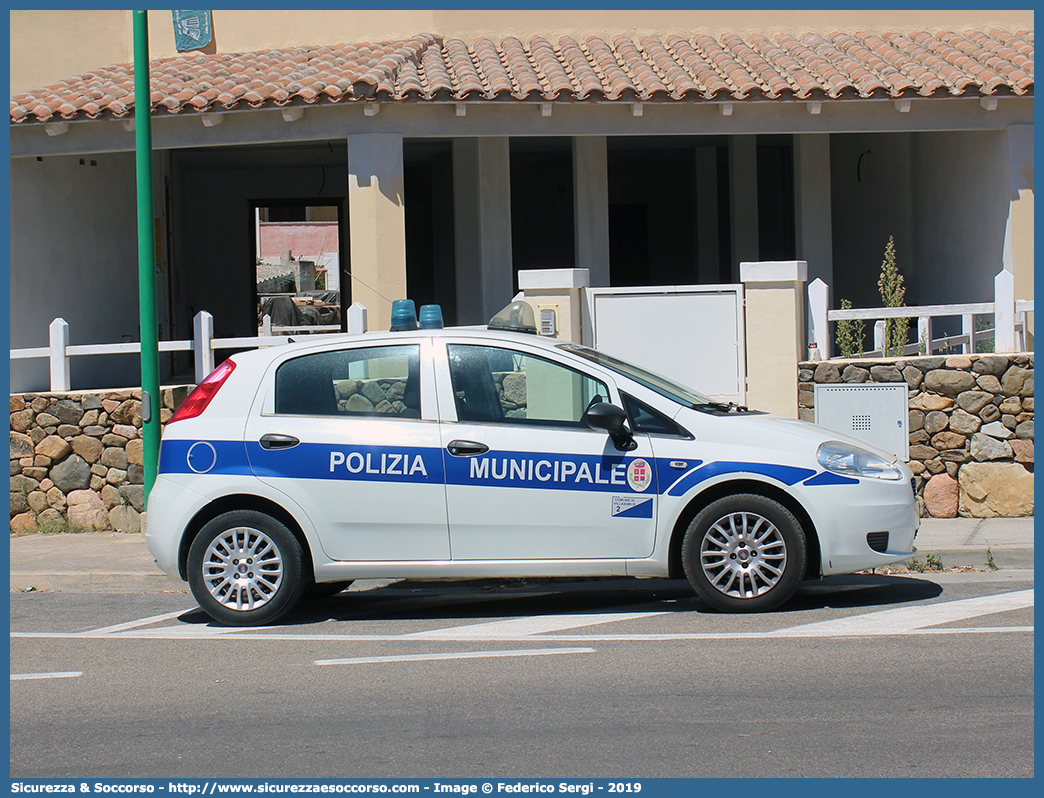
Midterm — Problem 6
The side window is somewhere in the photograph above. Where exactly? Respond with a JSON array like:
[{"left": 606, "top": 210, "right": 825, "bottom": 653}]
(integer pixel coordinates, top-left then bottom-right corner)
[
  {"left": 622, "top": 393, "right": 690, "bottom": 437},
  {"left": 447, "top": 344, "right": 608, "bottom": 427},
  {"left": 275, "top": 345, "right": 421, "bottom": 418}
]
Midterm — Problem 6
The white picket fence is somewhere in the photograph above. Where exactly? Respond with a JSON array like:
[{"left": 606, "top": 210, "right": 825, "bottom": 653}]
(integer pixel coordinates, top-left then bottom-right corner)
[
  {"left": 808, "top": 269, "right": 1034, "bottom": 360},
  {"left": 9, "top": 304, "right": 369, "bottom": 392}
]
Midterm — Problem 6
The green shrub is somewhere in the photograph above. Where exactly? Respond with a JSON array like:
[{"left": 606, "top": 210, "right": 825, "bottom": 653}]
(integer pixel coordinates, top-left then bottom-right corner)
[
  {"left": 877, "top": 236, "right": 909, "bottom": 357},
  {"left": 835, "top": 299, "right": 865, "bottom": 358}
]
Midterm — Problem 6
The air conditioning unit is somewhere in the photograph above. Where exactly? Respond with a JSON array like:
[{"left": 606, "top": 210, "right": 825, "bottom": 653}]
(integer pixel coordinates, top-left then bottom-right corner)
[{"left": 813, "top": 383, "right": 909, "bottom": 460}]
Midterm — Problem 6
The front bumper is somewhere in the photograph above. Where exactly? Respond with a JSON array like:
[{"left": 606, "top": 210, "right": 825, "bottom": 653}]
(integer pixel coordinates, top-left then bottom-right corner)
[{"left": 804, "top": 477, "right": 919, "bottom": 575}]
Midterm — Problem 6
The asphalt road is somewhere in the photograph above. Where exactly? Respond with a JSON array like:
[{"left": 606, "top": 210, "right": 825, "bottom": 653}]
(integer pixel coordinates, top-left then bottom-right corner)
[{"left": 9, "top": 572, "right": 1034, "bottom": 779}]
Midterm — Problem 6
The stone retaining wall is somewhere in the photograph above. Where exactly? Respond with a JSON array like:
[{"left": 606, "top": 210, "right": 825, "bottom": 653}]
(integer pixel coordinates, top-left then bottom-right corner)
[
  {"left": 10, "top": 387, "right": 191, "bottom": 533},
  {"left": 798, "top": 354, "right": 1033, "bottom": 518}
]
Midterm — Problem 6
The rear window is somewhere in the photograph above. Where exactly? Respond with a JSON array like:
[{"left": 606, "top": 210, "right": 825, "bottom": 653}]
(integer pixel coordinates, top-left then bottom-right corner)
[{"left": 274, "top": 345, "right": 421, "bottom": 418}]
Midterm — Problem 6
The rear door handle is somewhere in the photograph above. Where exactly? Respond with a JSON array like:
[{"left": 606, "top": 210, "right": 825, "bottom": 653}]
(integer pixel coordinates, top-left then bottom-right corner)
[
  {"left": 446, "top": 440, "right": 489, "bottom": 457},
  {"left": 259, "top": 434, "right": 300, "bottom": 450}
]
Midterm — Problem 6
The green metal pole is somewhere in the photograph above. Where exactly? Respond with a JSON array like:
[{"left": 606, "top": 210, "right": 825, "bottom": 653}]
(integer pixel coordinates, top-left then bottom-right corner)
[{"left": 134, "top": 10, "right": 161, "bottom": 500}]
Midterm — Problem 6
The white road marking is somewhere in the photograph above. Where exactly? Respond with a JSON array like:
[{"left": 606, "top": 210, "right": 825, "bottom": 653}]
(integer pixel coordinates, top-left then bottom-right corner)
[
  {"left": 315, "top": 647, "right": 595, "bottom": 666},
  {"left": 404, "top": 611, "right": 667, "bottom": 639},
  {"left": 11, "top": 671, "right": 83, "bottom": 681},
  {"left": 8, "top": 591, "right": 1034, "bottom": 642},
  {"left": 766, "top": 589, "right": 1035, "bottom": 638},
  {"left": 10, "top": 626, "right": 1034, "bottom": 642},
  {"left": 85, "top": 609, "right": 197, "bottom": 635}
]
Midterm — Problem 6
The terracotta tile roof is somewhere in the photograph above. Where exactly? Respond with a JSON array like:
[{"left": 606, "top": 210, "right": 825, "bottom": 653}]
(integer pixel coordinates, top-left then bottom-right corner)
[{"left": 11, "top": 29, "right": 1033, "bottom": 124}]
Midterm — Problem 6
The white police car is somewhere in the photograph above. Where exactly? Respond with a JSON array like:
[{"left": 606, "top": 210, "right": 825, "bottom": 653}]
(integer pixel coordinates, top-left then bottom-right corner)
[{"left": 146, "top": 301, "right": 918, "bottom": 625}]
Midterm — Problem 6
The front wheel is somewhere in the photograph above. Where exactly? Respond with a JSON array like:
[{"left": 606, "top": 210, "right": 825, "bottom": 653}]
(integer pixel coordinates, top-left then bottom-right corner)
[
  {"left": 682, "top": 494, "right": 806, "bottom": 613},
  {"left": 187, "top": 510, "right": 305, "bottom": 626}
]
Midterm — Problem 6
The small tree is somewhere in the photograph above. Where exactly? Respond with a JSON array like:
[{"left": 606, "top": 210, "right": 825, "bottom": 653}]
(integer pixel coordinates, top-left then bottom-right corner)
[
  {"left": 877, "top": 236, "right": 909, "bottom": 357},
  {"left": 835, "top": 299, "right": 865, "bottom": 358}
]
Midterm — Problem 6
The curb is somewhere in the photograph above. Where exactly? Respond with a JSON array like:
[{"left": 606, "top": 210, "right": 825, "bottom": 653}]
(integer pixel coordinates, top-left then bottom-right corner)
[{"left": 904, "top": 546, "right": 1034, "bottom": 571}]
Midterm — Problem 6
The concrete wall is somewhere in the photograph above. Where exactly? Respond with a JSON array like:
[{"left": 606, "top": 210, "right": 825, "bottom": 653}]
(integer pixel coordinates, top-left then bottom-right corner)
[
  {"left": 9, "top": 153, "right": 142, "bottom": 392},
  {"left": 830, "top": 129, "right": 1022, "bottom": 332},
  {"left": 829, "top": 132, "right": 915, "bottom": 310},
  {"left": 911, "top": 130, "right": 1009, "bottom": 306},
  {"left": 11, "top": 9, "right": 1036, "bottom": 93},
  {"left": 258, "top": 221, "right": 339, "bottom": 259}
]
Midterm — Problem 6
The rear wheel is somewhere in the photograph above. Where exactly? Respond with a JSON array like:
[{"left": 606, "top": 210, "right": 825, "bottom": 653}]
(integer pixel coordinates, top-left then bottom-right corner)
[
  {"left": 682, "top": 494, "right": 806, "bottom": 613},
  {"left": 188, "top": 510, "right": 305, "bottom": 626}
]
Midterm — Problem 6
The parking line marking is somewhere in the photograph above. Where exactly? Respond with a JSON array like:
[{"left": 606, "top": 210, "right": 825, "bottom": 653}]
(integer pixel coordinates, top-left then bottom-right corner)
[
  {"left": 11, "top": 671, "right": 83, "bottom": 681},
  {"left": 767, "top": 589, "right": 1035, "bottom": 638},
  {"left": 85, "top": 609, "right": 198, "bottom": 635},
  {"left": 8, "top": 592, "right": 1033, "bottom": 642},
  {"left": 403, "top": 611, "right": 667, "bottom": 639},
  {"left": 9, "top": 625, "right": 1031, "bottom": 642},
  {"left": 315, "top": 647, "right": 595, "bottom": 666}
]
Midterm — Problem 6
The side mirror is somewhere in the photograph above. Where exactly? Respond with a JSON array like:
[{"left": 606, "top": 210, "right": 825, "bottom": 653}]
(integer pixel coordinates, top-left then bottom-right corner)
[{"left": 586, "top": 402, "right": 638, "bottom": 451}]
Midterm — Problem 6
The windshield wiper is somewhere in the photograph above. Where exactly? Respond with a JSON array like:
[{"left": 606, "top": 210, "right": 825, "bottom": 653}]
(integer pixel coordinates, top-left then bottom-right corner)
[{"left": 700, "top": 400, "right": 749, "bottom": 413}]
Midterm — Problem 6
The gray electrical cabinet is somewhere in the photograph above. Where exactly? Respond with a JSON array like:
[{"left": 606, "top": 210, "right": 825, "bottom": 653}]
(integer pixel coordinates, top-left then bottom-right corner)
[{"left": 813, "top": 383, "right": 910, "bottom": 460}]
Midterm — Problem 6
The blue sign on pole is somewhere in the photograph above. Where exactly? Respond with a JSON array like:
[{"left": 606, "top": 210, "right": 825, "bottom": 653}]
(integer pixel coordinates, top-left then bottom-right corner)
[{"left": 172, "top": 10, "right": 213, "bottom": 52}]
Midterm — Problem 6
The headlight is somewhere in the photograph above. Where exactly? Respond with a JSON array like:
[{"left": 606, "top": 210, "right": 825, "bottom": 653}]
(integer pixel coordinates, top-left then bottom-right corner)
[{"left": 816, "top": 441, "right": 903, "bottom": 480}]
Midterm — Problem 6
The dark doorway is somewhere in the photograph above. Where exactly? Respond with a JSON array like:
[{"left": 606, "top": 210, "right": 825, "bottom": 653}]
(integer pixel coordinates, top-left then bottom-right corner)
[
  {"left": 510, "top": 137, "right": 575, "bottom": 288},
  {"left": 607, "top": 138, "right": 697, "bottom": 287},
  {"left": 608, "top": 204, "right": 650, "bottom": 286},
  {"left": 757, "top": 135, "right": 796, "bottom": 261},
  {"left": 404, "top": 140, "right": 457, "bottom": 325}
]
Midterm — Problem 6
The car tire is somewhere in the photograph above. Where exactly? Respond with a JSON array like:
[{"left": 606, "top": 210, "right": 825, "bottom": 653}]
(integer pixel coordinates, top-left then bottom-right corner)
[
  {"left": 682, "top": 494, "right": 806, "bottom": 613},
  {"left": 188, "top": 510, "right": 305, "bottom": 626}
]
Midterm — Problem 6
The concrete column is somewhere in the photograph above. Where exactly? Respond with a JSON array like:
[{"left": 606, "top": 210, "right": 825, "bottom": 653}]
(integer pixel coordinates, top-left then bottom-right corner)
[
  {"left": 572, "top": 136, "right": 610, "bottom": 287},
  {"left": 347, "top": 133, "right": 407, "bottom": 332},
  {"left": 695, "top": 146, "right": 720, "bottom": 284},
  {"left": 793, "top": 134, "right": 834, "bottom": 288},
  {"left": 453, "top": 137, "right": 514, "bottom": 325},
  {"left": 729, "top": 135, "right": 759, "bottom": 279},
  {"left": 741, "top": 260, "right": 807, "bottom": 418},
  {"left": 1004, "top": 124, "right": 1034, "bottom": 345}
]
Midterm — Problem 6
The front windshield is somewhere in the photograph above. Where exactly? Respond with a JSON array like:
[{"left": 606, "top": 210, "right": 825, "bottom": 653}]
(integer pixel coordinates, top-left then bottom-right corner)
[{"left": 558, "top": 343, "right": 714, "bottom": 409}]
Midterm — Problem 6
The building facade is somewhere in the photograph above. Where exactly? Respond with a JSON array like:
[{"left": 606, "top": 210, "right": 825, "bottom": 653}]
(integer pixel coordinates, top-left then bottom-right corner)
[{"left": 9, "top": 9, "right": 1034, "bottom": 391}]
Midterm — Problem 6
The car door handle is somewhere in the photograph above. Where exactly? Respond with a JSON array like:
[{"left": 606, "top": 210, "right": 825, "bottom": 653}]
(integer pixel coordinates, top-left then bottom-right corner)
[
  {"left": 259, "top": 434, "right": 300, "bottom": 450},
  {"left": 446, "top": 440, "right": 489, "bottom": 457}
]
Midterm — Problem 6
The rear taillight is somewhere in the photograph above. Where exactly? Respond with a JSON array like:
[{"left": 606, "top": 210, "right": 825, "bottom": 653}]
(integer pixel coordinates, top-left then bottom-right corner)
[{"left": 168, "top": 359, "right": 236, "bottom": 423}]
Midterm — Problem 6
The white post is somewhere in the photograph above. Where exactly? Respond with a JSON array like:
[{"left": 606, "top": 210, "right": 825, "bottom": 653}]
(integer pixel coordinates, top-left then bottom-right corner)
[
  {"left": 917, "top": 317, "right": 932, "bottom": 355},
  {"left": 962, "top": 314, "right": 974, "bottom": 354},
  {"left": 194, "top": 310, "right": 215, "bottom": 383},
  {"left": 48, "top": 318, "right": 70, "bottom": 391},
  {"left": 994, "top": 269, "right": 1016, "bottom": 353},
  {"left": 346, "top": 302, "right": 368, "bottom": 335},
  {"left": 807, "top": 278, "right": 831, "bottom": 359},
  {"left": 873, "top": 320, "right": 886, "bottom": 355},
  {"left": 261, "top": 314, "right": 272, "bottom": 336}
]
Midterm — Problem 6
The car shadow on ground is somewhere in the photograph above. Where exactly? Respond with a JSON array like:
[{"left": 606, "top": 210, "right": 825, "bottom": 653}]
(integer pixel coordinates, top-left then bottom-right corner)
[{"left": 176, "top": 574, "right": 945, "bottom": 627}]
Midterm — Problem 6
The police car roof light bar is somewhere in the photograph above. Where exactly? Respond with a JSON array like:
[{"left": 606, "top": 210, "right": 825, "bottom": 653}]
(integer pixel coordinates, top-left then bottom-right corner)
[
  {"left": 487, "top": 300, "right": 538, "bottom": 334},
  {"left": 419, "top": 304, "right": 444, "bottom": 329},
  {"left": 390, "top": 299, "right": 418, "bottom": 331}
]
